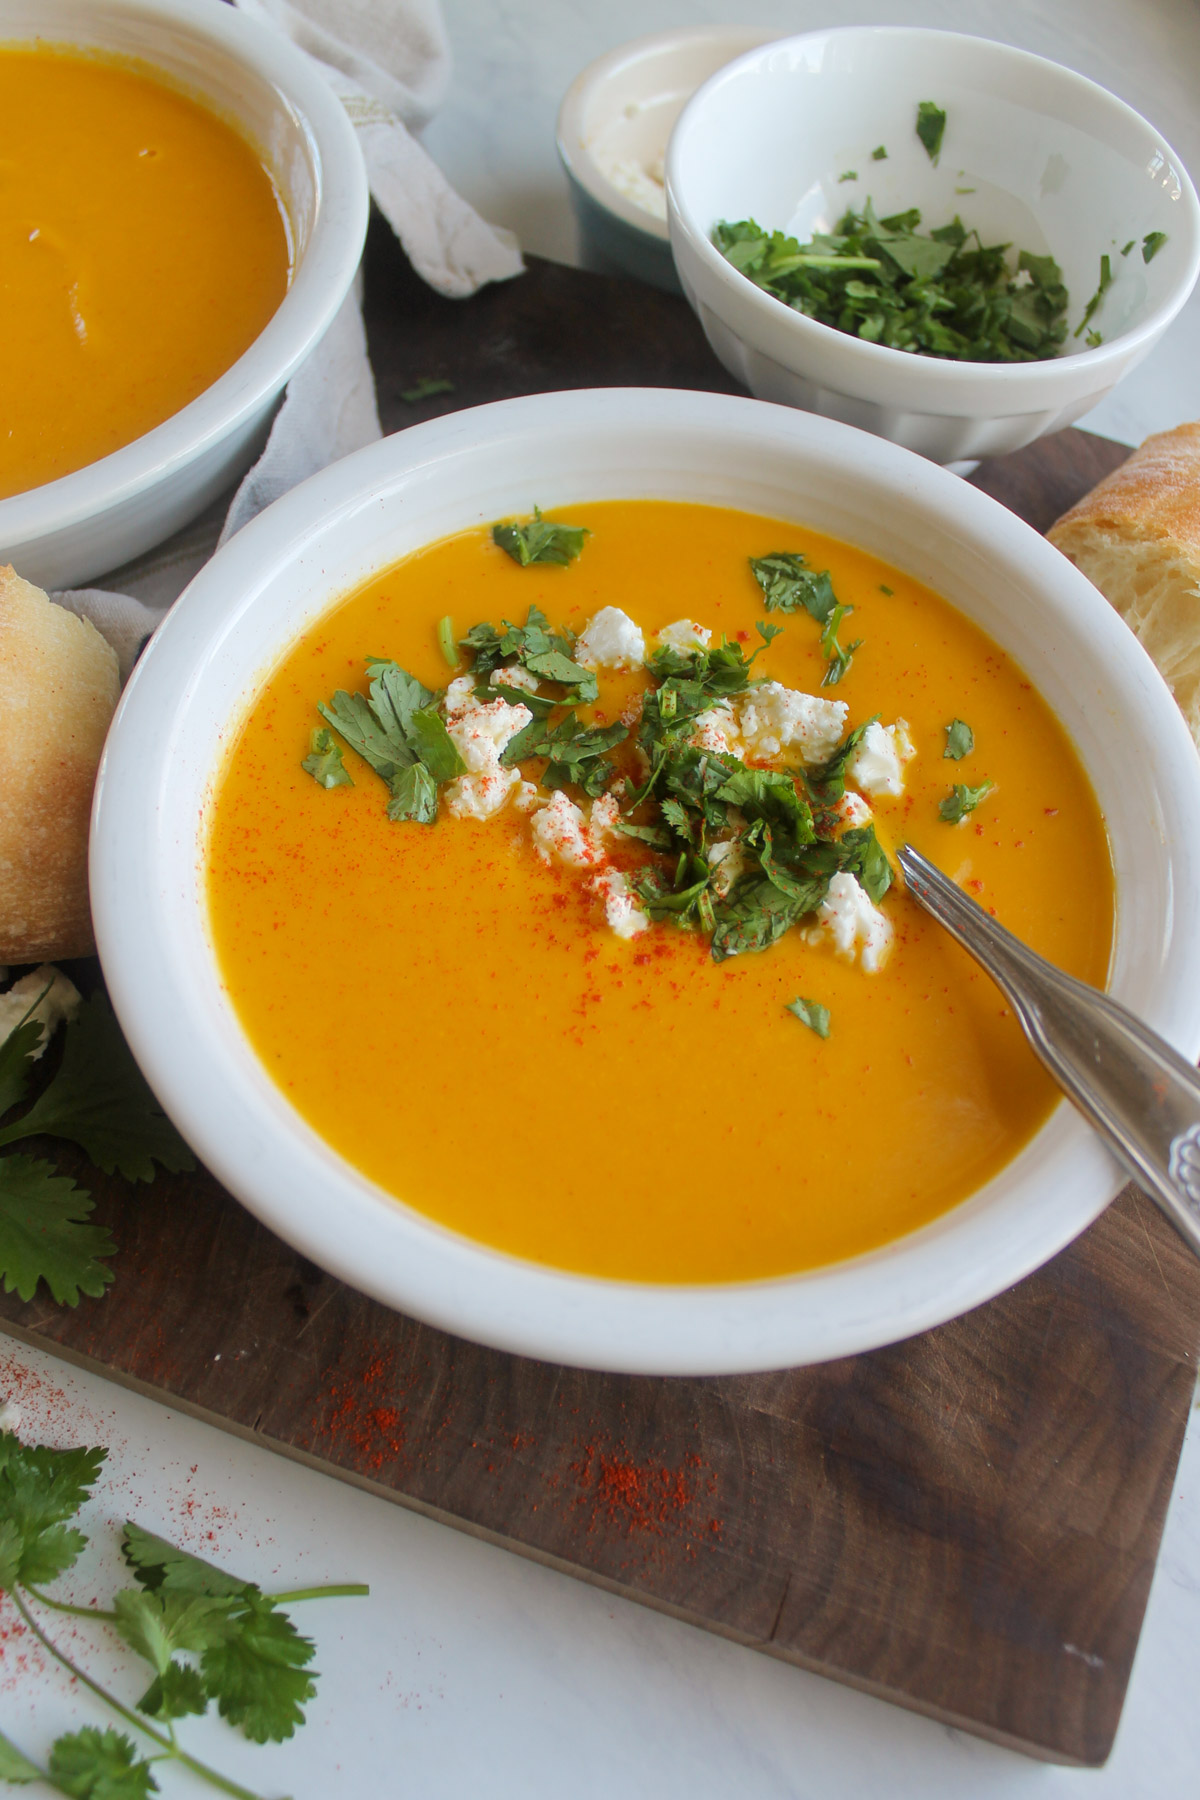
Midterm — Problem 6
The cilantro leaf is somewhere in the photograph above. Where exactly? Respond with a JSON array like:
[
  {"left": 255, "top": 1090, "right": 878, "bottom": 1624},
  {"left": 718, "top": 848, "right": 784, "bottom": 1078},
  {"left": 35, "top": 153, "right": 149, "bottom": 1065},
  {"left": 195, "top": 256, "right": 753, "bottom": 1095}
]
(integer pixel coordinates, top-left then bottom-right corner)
[
  {"left": 943, "top": 718, "right": 974, "bottom": 760},
  {"left": 940, "top": 779, "right": 994, "bottom": 822},
  {"left": 113, "top": 1587, "right": 237, "bottom": 1672},
  {"left": 492, "top": 507, "right": 589, "bottom": 568},
  {"left": 787, "top": 997, "right": 831, "bottom": 1038},
  {"left": 840, "top": 824, "right": 893, "bottom": 903},
  {"left": 1143, "top": 230, "right": 1168, "bottom": 263},
  {"left": 3, "top": 996, "right": 193, "bottom": 1182},
  {"left": 0, "top": 1014, "right": 43, "bottom": 1121},
  {"left": 0, "top": 1430, "right": 105, "bottom": 1586},
  {"left": 301, "top": 728, "right": 353, "bottom": 789},
  {"left": 838, "top": 170, "right": 857, "bottom": 183},
  {"left": 0, "top": 1729, "right": 42, "bottom": 1783},
  {"left": 805, "top": 716, "right": 878, "bottom": 799},
  {"left": 386, "top": 761, "right": 438, "bottom": 824},
  {"left": 871, "top": 144, "right": 888, "bottom": 161},
  {"left": 711, "top": 879, "right": 806, "bottom": 962},
  {"left": 0, "top": 1158, "right": 116, "bottom": 1306},
  {"left": 916, "top": 100, "right": 947, "bottom": 163},
  {"left": 317, "top": 691, "right": 411, "bottom": 779},
  {"left": 749, "top": 553, "right": 837, "bottom": 622},
  {"left": 48, "top": 1728, "right": 158, "bottom": 1799},
  {"left": 201, "top": 1592, "right": 318, "bottom": 1744},
  {"left": 122, "top": 1522, "right": 251, "bottom": 1598},
  {"left": 136, "top": 1660, "right": 208, "bottom": 1722},
  {"left": 404, "top": 707, "right": 464, "bottom": 784}
]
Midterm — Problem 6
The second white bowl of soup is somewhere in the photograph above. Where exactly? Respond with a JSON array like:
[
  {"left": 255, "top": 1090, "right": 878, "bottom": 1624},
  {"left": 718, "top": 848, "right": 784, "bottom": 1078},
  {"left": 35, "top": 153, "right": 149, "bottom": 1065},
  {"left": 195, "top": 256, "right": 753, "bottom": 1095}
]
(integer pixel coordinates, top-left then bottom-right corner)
[
  {"left": 91, "top": 390, "right": 1200, "bottom": 1374},
  {"left": 0, "top": 0, "right": 367, "bottom": 588}
]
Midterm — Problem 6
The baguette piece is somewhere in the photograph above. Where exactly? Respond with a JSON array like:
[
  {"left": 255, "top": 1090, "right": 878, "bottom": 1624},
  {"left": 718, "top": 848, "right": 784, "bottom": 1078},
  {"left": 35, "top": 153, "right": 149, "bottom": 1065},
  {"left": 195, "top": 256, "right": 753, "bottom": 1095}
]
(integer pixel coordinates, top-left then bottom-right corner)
[
  {"left": 1047, "top": 422, "right": 1200, "bottom": 746},
  {"left": 0, "top": 565, "right": 120, "bottom": 961}
]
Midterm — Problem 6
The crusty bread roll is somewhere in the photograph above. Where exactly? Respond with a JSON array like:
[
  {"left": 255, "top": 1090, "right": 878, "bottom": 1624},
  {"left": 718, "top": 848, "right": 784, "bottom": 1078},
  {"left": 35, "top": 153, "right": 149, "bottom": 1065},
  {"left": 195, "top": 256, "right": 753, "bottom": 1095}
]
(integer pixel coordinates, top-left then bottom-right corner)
[
  {"left": 1048, "top": 422, "right": 1200, "bottom": 746},
  {"left": 0, "top": 565, "right": 119, "bottom": 961}
]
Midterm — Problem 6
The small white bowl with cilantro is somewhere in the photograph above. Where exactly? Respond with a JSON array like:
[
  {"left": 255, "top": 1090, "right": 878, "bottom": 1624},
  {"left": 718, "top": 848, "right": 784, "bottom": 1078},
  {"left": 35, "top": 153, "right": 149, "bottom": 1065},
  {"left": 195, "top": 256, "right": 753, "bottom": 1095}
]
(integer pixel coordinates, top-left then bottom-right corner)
[{"left": 666, "top": 27, "right": 1200, "bottom": 463}]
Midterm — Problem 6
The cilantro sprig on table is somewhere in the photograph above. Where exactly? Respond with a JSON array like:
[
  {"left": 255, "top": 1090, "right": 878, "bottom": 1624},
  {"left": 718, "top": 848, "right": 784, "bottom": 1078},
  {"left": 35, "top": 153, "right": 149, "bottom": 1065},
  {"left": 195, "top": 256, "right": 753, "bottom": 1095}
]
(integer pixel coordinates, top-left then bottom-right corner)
[
  {"left": 0, "top": 1430, "right": 367, "bottom": 1799},
  {"left": 0, "top": 991, "right": 192, "bottom": 1308},
  {"left": 714, "top": 200, "right": 1070, "bottom": 362}
]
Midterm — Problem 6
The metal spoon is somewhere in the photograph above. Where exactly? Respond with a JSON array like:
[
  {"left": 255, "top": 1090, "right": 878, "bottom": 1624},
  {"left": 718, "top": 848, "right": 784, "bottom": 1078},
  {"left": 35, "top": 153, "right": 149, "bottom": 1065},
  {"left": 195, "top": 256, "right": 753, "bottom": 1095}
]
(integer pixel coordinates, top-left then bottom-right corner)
[{"left": 896, "top": 842, "right": 1200, "bottom": 1259}]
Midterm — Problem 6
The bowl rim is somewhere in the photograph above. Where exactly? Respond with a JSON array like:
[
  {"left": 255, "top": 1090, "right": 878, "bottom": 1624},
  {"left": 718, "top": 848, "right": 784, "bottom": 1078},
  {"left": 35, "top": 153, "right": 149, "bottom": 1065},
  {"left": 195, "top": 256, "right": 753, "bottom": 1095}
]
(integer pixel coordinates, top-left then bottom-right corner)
[
  {"left": 0, "top": 0, "right": 368, "bottom": 541},
  {"left": 666, "top": 24, "right": 1200, "bottom": 390},
  {"left": 556, "top": 24, "right": 780, "bottom": 246},
  {"left": 90, "top": 388, "right": 1200, "bottom": 1375}
]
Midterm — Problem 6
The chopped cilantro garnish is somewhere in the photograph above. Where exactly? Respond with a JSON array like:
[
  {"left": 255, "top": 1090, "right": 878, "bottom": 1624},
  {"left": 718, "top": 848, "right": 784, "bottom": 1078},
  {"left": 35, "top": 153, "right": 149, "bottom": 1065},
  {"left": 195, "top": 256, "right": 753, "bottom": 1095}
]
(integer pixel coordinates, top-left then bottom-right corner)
[
  {"left": 916, "top": 101, "right": 947, "bottom": 163},
  {"left": 315, "top": 657, "right": 465, "bottom": 823},
  {"left": 943, "top": 718, "right": 974, "bottom": 760},
  {"left": 1143, "top": 230, "right": 1168, "bottom": 263},
  {"left": 871, "top": 145, "right": 888, "bottom": 161},
  {"left": 400, "top": 376, "right": 455, "bottom": 403},
  {"left": 1120, "top": 239, "right": 1136, "bottom": 257},
  {"left": 492, "top": 506, "right": 589, "bottom": 568},
  {"left": 878, "top": 583, "right": 893, "bottom": 596},
  {"left": 437, "top": 614, "right": 459, "bottom": 668},
  {"left": 787, "top": 996, "right": 831, "bottom": 1038},
  {"left": 714, "top": 201, "right": 1069, "bottom": 362},
  {"left": 939, "top": 779, "right": 994, "bottom": 822},
  {"left": 819, "top": 604, "right": 862, "bottom": 686},
  {"left": 838, "top": 170, "right": 857, "bottom": 183},
  {"left": 301, "top": 727, "right": 353, "bottom": 789},
  {"left": 749, "top": 551, "right": 838, "bottom": 621},
  {"left": 1074, "top": 254, "right": 1113, "bottom": 339}
]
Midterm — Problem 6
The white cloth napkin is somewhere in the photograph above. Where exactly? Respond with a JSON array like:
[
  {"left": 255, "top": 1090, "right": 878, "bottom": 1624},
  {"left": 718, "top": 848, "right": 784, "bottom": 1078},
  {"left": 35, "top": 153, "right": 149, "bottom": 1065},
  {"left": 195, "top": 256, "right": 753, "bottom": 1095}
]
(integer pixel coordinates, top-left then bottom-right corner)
[{"left": 60, "top": 0, "right": 522, "bottom": 657}]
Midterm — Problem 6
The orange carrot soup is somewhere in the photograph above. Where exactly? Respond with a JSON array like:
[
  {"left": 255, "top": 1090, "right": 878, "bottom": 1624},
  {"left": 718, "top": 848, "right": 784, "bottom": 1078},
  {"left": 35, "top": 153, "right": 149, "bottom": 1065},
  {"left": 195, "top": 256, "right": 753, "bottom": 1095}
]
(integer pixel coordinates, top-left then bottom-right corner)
[
  {"left": 0, "top": 46, "right": 291, "bottom": 499},
  {"left": 206, "top": 501, "right": 1113, "bottom": 1283}
]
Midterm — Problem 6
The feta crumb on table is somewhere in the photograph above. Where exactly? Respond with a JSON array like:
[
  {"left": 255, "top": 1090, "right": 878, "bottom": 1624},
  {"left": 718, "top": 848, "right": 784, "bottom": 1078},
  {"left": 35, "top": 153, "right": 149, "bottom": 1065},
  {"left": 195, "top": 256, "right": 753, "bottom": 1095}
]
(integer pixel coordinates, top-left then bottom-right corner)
[{"left": 575, "top": 606, "right": 645, "bottom": 670}]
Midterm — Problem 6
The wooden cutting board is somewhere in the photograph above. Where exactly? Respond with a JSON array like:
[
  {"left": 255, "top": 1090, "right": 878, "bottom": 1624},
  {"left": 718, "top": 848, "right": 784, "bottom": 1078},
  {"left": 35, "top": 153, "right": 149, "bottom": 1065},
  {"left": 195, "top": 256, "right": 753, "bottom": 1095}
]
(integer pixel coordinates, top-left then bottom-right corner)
[{"left": 3, "top": 218, "right": 1197, "bottom": 1768}]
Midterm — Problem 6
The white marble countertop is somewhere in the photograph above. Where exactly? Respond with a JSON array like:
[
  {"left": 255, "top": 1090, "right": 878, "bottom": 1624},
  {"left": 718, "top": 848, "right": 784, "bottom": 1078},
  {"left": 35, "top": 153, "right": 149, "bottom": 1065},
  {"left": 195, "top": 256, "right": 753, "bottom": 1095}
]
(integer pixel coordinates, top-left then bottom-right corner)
[{"left": 5, "top": 3, "right": 1200, "bottom": 1795}]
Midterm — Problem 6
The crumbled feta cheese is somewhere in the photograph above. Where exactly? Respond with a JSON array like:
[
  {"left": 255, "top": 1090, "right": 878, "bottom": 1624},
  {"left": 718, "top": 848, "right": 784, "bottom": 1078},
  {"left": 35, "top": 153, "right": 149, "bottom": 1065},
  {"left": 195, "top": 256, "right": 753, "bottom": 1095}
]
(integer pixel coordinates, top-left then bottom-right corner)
[
  {"left": 444, "top": 767, "right": 522, "bottom": 820},
  {"left": 0, "top": 965, "right": 81, "bottom": 1059},
  {"left": 690, "top": 703, "right": 739, "bottom": 757},
  {"left": 531, "top": 789, "right": 599, "bottom": 868},
  {"left": 588, "top": 792, "right": 621, "bottom": 845},
  {"left": 706, "top": 837, "right": 748, "bottom": 898},
  {"left": 442, "top": 681, "right": 532, "bottom": 819},
  {"left": 846, "top": 719, "right": 916, "bottom": 798},
  {"left": 590, "top": 867, "right": 649, "bottom": 938},
  {"left": 657, "top": 619, "right": 712, "bottom": 652},
  {"left": 493, "top": 663, "right": 540, "bottom": 693},
  {"left": 837, "top": 790, "right": 873, "bottom": 829},
  {"left": 819, "top": 872, "right": 893, "bottom": 972},
  {"left": 575, "top": 606, "right": 645, "bottom": 671},
  {"left": 513, "top": 780, "right": 542, "bottom": 813},
  {"left": 734, "top": 682, "right": 848, "bottom": 763}
]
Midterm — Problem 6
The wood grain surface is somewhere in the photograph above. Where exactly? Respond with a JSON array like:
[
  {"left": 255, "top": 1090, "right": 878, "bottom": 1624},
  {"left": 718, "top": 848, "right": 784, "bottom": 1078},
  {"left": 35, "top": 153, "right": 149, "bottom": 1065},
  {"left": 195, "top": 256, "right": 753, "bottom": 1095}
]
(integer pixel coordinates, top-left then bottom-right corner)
[{"left": 3, "top": 218, "right": 1195, "bottom": 1768}]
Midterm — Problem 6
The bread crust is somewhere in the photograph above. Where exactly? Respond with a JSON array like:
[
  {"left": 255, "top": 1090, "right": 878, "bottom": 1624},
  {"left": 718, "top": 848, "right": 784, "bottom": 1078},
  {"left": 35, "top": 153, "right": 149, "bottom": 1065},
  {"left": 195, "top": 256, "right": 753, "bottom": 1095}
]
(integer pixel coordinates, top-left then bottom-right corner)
[
  {"left": 0, "top": 565, "right": 119, "bottom": 961},
  {"left": 1047, "top": 421, "right": 1200, "bottom": 558}
]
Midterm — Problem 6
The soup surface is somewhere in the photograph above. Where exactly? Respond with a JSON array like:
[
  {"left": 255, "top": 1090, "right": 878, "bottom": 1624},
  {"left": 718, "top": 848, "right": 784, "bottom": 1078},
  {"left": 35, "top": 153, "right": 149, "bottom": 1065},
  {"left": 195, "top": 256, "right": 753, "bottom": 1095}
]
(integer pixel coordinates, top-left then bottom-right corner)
[
  {"left": 0, "top": 46, "right": 291, "bottom": 499},
  {"left": 207, "top": 502, "right": 1113, "bottom": 1283}
]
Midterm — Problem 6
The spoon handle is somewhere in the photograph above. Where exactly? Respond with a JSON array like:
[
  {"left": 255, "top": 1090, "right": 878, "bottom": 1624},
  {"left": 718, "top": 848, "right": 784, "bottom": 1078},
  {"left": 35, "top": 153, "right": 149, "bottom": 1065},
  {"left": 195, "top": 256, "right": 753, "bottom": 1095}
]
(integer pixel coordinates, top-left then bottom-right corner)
[{"left": 897, "top": 844, "right": 1200, "bottom": 1259}]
